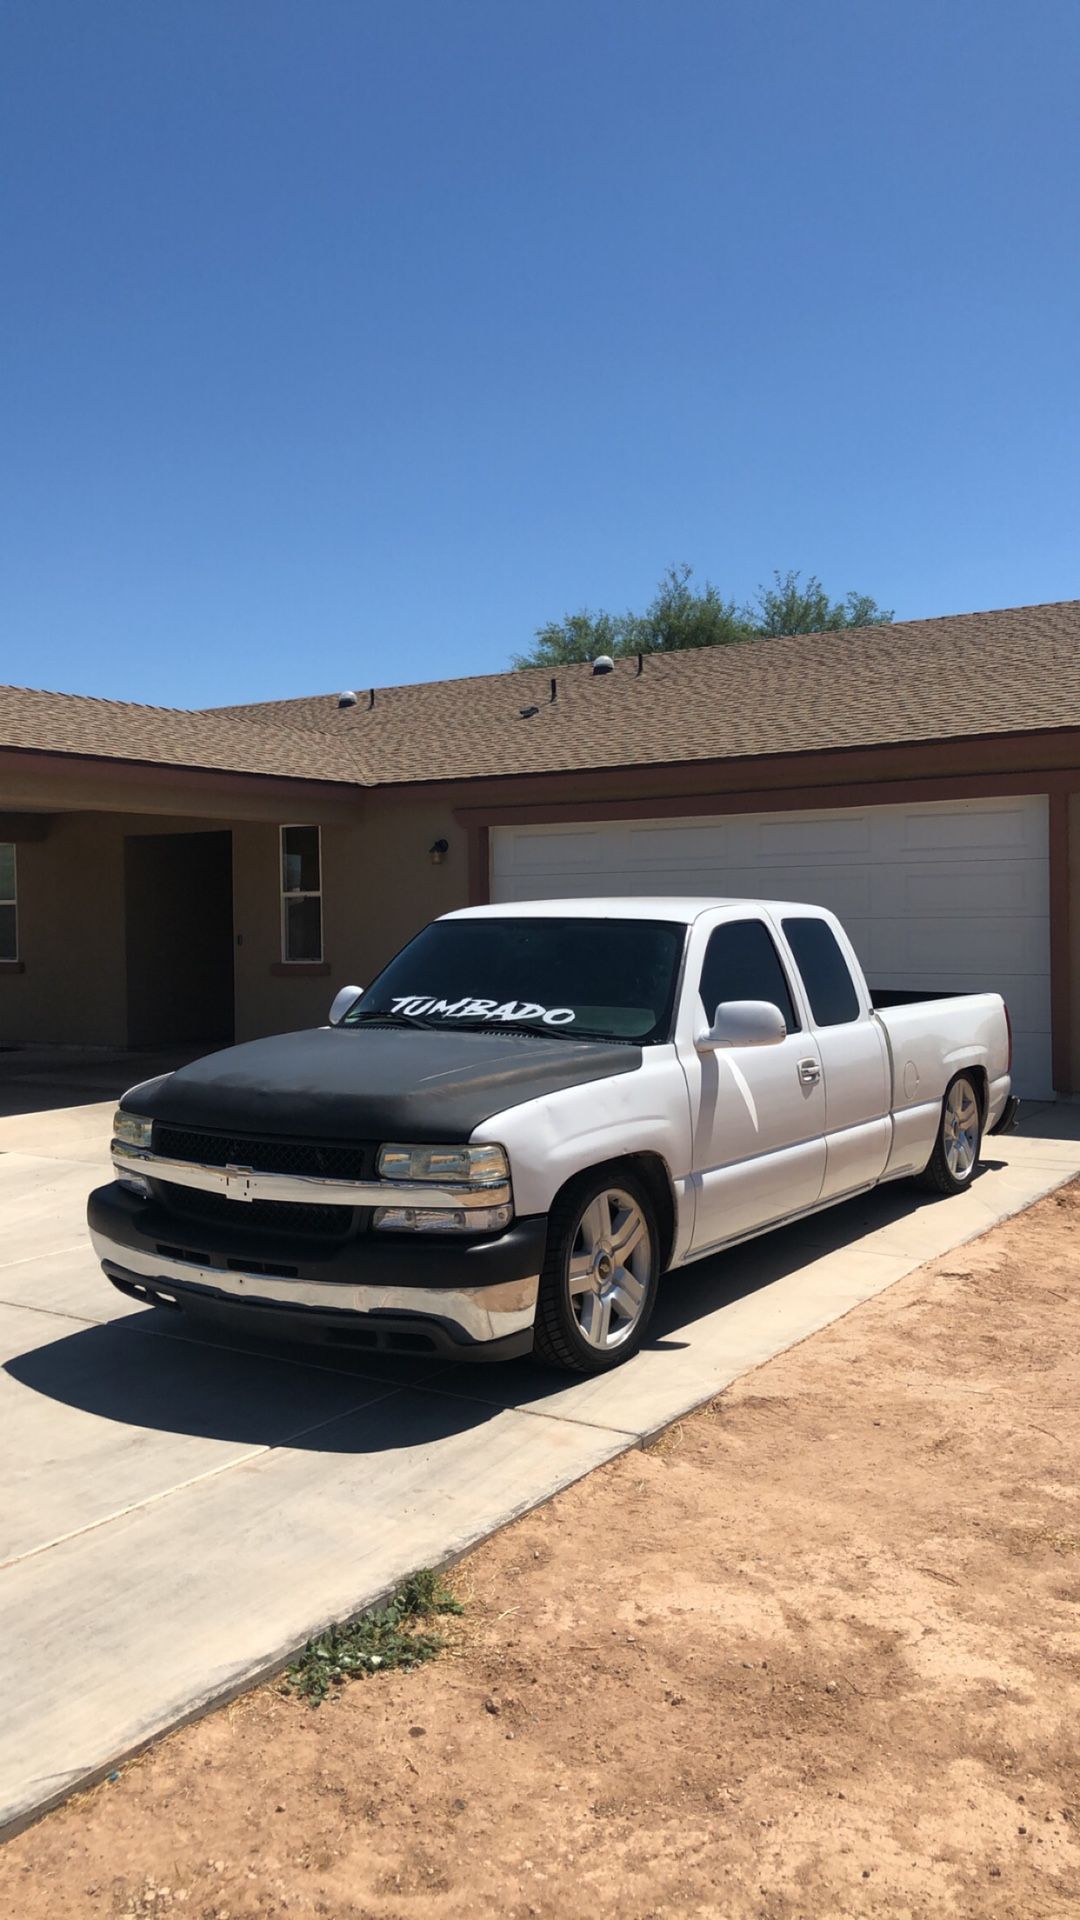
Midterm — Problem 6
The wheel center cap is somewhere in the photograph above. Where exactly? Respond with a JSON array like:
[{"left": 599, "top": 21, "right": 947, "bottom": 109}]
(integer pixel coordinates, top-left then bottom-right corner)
[{"left": 596, "top": 1253, "right": 613, "bottom": 1282}]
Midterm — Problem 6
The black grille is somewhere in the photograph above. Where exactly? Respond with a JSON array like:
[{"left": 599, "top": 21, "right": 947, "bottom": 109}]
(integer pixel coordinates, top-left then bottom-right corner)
[
  {"left": 153, "top": 1124, "right": 370, "bottom": 1182},
  {"left": 158, "top": 1181, "right": 352, "bottom": 1240}
]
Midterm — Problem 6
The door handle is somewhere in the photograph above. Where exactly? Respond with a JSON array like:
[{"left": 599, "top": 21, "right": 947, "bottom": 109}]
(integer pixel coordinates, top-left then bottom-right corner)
[{"left": 797, "top": 1058, "right": 822, "bottom": 1086}]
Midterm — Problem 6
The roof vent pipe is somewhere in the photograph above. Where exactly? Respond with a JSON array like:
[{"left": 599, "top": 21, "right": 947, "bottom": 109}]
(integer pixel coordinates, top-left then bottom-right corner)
[
  {"left": 337, "top": 690, "right": 358, "bottom": 708},
  {"left": 549, "top": 676, "right": 557, "bottom": 702},
  {"left": 367, "top": 689, "right": 375, "bottom": 710},
  {"left": 591, "top": 654, "right": 615, "bottom": 676},
  {"left": 636, "top": 652, "right": 644, "bottom": 676}
]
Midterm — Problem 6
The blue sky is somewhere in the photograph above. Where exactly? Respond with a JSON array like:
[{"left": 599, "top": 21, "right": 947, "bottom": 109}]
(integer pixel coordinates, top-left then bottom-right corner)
[{"left": 1, "top": 1, "right": 1078, "bottom": 708}]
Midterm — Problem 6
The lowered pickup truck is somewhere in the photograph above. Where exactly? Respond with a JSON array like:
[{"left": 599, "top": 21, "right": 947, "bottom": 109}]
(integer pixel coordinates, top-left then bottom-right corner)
[{"left": 89, "top": 898, "right": 1017, "bottom": 1375}]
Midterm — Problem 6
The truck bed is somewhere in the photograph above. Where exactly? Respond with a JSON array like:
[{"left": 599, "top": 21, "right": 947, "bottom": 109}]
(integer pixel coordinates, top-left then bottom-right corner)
[
  {"left": 871, "top": 987, "right": 1011, "bottom": 1119},
  {"left": 870, "top": 987, "right": 976, "bottom": 1010}
]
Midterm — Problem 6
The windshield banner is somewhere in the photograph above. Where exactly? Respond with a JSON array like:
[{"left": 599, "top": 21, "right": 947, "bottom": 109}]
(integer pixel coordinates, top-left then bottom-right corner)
[{"left": 390, "top": 995, "right": 576, "bottom": 1027}]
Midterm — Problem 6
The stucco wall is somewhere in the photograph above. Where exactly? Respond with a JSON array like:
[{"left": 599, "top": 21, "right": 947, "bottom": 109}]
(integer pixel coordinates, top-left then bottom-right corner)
[
  {"left": 0, "top": 811, "right": 234, "bottom": 1048},
  {"left": 1, "top": 795, "right": 467, "bottom": 1050},
  {"left": 232, "top": 794, "right": 467, "bottom": 1041}
]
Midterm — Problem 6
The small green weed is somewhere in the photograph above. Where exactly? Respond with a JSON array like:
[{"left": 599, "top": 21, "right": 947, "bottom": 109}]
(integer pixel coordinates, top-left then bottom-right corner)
[{"left": 286, "top": 1569, "right": 464, "bottom": 1706}]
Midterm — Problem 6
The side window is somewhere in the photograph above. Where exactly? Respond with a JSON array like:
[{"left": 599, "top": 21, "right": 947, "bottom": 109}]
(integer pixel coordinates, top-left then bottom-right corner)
[
  {"left": 0, "top": 843, "right": 16, "bottom": 962},
  {"left": 699, "top": 919, "right": 800, "bottom": 1034},
  {"left": 280, "top": 825, "right": 323, "bottom": 963},
  {"left": 782, "top": 917, "right": 860, "bottom": 1026}
]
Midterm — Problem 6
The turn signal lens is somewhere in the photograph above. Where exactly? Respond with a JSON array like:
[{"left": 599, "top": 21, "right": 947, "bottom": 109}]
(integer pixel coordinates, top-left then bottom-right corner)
[
  {"left": 377, "top": 1143, "right": 510, "bottom": 1187},
  {"left": 118, "top": 1173, "right": 152, "bottom": 1199},
  {"left": 373, "top": 1203, "right": 513, "bottom": 1234}
]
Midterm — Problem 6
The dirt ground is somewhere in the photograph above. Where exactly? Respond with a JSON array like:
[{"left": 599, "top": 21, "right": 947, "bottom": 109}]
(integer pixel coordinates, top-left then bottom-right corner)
[{"left": 3, "top": 1183, "right": 1080, "bottom": 1920}]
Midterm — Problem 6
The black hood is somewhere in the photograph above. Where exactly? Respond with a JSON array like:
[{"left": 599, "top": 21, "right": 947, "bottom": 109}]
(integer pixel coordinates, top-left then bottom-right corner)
[{"left": 123, "top": 1024, "right": 641, "bottom": 1142}]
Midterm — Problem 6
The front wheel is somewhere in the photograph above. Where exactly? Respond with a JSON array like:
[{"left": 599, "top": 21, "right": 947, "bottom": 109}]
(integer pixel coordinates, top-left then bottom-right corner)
[
  {"left": 532, "top": 1171, "right": 660, "bottom": 1374},
  {"left": 916, "top": 1073, "right": 983, "bottom": 1195}
]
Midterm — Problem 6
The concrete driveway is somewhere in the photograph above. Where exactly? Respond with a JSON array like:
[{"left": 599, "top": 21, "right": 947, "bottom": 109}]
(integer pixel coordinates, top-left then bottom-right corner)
[{"left": 2, "top": 1056, "right": 1079, "bottom": 1836}]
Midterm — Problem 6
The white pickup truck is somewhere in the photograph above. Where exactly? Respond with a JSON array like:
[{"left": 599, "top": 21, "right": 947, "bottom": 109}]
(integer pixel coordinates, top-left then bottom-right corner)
[{"left": 90, "top": 898, "right": 1017, "bottom": 1375}]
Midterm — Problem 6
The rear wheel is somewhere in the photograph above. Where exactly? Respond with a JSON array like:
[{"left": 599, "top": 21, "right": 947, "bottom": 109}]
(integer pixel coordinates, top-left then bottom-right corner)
[
  {"left": 532, "top": 1170, "right": 660, "bottom": 1374},
  {"left": 917, "top": 1073, "right": 983, "bottom": 1195}
]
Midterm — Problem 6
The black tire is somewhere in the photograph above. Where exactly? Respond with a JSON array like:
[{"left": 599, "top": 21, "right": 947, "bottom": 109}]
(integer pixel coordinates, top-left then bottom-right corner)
[
  {"left": 532, "top": 1167, "right": 661, "bottom": 1375},
  {"left": 916, "top": 1072, "right": 983, "bottom": 1195}
]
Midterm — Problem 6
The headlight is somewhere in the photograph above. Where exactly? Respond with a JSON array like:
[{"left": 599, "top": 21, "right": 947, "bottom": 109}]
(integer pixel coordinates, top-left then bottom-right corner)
[
  {"left": 373, "top": 1202, "right": 514, "bottom": 1234},
  {"left": 112, "top": 1110, "right": 154, "bottom": 1152},
  {"left": 377, "top": 1143, "right": 510, "bottom": 1188}
]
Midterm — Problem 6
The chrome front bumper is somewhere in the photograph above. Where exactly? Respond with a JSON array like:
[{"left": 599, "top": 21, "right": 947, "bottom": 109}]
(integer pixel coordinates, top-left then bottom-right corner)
[{"left": 90, "top": 1227, "right": 539, "bottom": 1349}]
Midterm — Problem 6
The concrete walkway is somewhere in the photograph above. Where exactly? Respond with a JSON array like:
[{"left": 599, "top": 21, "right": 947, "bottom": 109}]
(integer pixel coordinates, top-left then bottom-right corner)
[{"left": 2, "top": 1079, "right": 1078, "bottom": 1836}]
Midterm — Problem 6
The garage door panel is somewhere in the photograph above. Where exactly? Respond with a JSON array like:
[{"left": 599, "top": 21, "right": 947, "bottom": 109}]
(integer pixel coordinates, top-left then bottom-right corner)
[
  {"left": 624, "top": 821, "right": 733, "bottom": 866},
  {"left": 891, "top": 861, "right": 1049, "bottom": 917},
  {"left": 862, "top": 912, "right": 1047, "bottom": 977},
  {"left": 772, "top": 866, "right": 874, "bottom": 916},
  {"left": 899, "top": 802, "right": 1043, "bottom": 855},
  {"left": 755, "top": 814, "right": 871, "bottom": 858},
  {"left": 497, "top": 869, "right": 606, "bottom": 901},
  {"left": 498, "top": 827, "right": 621, "bottom": 873}
]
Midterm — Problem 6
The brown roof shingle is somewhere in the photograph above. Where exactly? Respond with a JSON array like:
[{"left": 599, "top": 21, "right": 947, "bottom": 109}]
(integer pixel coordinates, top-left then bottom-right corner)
[
  {"left": 205, "top": 597, "right": 1080, "bottom": 786},
  {"left": 0, "top": 685, "right": 372, "bottom": 784},
  {"left": 3, "top": 598, "right": 1079, "bottom": 790}
]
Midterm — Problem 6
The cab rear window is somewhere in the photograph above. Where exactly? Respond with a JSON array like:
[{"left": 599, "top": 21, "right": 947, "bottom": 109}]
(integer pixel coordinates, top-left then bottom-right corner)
[{"left": 782, "top": 917, "right": 860, "bottom": 1026}]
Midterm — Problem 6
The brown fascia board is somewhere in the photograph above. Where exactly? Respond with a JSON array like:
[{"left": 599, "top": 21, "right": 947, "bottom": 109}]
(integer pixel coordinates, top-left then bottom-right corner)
[{"left": 367, "top": 724, "right": 1080, "bottom": 814}]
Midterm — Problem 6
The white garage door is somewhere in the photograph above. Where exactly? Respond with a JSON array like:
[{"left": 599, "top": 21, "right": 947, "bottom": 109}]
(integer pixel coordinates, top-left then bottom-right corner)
[{"left": 491, "top": 797, "right": 1052, "bottom": 1098}]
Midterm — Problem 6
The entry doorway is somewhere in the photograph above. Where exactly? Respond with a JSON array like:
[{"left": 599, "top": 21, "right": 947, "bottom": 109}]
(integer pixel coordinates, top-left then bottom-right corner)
[{"left": 124, "top": 831, "right": 235, "bottom": 1048}]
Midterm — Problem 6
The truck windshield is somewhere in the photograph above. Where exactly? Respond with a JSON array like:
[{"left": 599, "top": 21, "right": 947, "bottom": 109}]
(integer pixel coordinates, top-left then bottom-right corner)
[{"left": 344, "top": 916, "right": 686, "bottom": 1043}]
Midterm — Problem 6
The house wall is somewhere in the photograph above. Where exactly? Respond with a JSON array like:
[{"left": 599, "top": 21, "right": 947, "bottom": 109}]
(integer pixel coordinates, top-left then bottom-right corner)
[
  {"left": 231, "top": 792, "right": 466, "bottom": 1039},
  {"left": 0, "top": 811, "right": 235, "bottom": 1047},
  {"left": 0, "top": 793, "right": 468, "bottom": 1050}
]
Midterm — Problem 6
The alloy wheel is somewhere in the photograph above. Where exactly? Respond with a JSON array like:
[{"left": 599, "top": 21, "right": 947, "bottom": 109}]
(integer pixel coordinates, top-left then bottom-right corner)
[
  {"left": 943, "top": 1077, "right": 980, "bottom": 1181},
  {"left": 566, "top": 1187, "right": 653, "bottom": 1350}
]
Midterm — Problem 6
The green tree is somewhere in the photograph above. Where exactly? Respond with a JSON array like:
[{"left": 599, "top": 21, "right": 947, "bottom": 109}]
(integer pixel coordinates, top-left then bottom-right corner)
[
  {"left": 513, "top": 565, "right": 892, "bottom": 667},
  {"left": 636, "top": 563, "right": 752, "bottom": 655},
  {"left": 752, "top": 570, "right": 893, "bottom": 636}
]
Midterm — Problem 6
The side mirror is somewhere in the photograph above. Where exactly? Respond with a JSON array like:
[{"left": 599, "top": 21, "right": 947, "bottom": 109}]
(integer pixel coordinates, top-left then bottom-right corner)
[
  {"left": 696, "top": 999, "right": 787, "bottom": 1053},
  {"left": 329, "top": 984, "right": 363, "bottom": 1026}
]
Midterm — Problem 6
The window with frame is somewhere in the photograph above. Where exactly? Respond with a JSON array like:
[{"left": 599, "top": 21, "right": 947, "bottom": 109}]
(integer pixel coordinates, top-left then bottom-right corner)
[
  {"left": 699, "top": 918, "right": 800, "bottom": 1033},
  {"left": 781, "top": 916, "right": 860, "bottom": 1026},
  {"left": 0, "top": 844, "right": 16, "bottom": 962},
  {"left": 280, "top": 826, "right": 323, "bottom": 963}
]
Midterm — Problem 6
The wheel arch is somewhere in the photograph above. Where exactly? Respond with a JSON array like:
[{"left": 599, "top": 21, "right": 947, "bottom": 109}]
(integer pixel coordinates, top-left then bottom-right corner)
[
  {"left": 547, "top": 1151, "right": 677, "bottom": 1273},
  {"left": 949, "top": 1062, "right": 989, "bottom": 1122}
]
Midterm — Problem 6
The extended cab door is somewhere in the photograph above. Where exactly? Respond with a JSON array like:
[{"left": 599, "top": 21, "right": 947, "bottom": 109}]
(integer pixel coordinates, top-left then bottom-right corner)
[
  {"left": 683, "top": 914, "right": 827, "bottom": 1252},
  {"left": 775, "top": 912, "right": 891, "bottom": 1203}
]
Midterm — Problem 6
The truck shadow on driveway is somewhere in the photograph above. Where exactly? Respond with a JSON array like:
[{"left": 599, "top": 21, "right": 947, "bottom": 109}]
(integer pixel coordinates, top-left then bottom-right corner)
[{"left": 3, "top": 1166, "right": 1005, "bottom": 1457}]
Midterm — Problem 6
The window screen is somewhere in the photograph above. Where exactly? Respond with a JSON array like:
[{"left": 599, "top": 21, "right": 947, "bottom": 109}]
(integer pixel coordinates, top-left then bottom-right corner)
[
  {"left": 782, "top": 916, "right": 860, "bottom": 1026},
  {"left": 699, "top": 919, "right": 799, "bottom": 1033}
]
